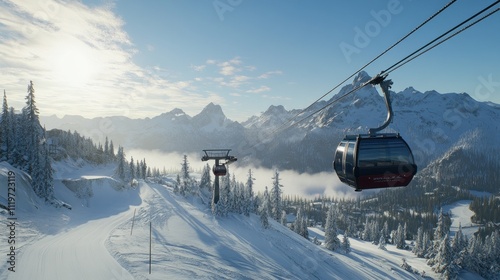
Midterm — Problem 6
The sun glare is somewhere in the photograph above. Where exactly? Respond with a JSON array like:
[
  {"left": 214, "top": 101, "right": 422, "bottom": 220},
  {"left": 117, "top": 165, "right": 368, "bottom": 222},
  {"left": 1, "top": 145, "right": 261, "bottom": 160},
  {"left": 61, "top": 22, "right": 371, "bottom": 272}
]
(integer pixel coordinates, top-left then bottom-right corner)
[{"left": 49, "top": 40, "right": 100, "bottom": 87}]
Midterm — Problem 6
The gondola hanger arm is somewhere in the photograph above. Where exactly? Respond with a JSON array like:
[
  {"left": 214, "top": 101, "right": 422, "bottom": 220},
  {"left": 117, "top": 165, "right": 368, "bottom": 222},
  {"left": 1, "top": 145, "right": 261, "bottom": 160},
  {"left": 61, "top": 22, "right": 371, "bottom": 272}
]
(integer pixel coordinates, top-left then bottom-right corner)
[{"left": 368, "top": 73, "right": 394, "bottom": 135}]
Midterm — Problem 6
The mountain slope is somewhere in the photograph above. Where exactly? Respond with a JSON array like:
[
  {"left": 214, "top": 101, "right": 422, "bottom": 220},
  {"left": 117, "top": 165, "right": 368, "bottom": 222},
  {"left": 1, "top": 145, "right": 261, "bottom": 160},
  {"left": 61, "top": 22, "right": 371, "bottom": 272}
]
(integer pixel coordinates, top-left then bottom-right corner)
[
  {"left": 1, "top": 161, "right": 440, "bottom": 279},
  {"left": 108, "top": 181, "right": 437, "bottom": 279},
  {"left": 40, "top": 72, "right": 500, "bottom": 190}
]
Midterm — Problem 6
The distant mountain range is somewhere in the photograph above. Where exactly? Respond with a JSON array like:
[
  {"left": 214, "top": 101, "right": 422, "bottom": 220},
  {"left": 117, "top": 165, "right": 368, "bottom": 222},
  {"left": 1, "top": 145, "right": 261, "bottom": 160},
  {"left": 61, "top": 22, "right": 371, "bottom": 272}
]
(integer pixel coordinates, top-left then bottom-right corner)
[{"left": 42, "top": 71, "right": 500, "bottom": 192}]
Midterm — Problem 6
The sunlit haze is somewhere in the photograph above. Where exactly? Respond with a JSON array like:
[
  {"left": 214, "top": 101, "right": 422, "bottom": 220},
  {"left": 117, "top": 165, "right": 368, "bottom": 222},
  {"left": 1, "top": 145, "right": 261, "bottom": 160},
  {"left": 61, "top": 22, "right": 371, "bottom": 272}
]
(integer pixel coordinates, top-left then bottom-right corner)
[{"left": 127, "top": 149, "right": 373, "bottom": 200}]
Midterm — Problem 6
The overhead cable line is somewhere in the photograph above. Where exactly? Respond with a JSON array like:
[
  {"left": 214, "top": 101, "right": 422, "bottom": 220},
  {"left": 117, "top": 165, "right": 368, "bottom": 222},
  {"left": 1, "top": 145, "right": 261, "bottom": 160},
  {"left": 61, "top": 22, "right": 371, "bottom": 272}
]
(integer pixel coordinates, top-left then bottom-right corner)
[
  {"left": 249, "top": 1, "right": 498, "bottom": 149},
  {"left": 271, "top": 0, "right": 458, "bottom": 134},
  {"left": 387, "top": 6, "right": 500, "bottom": 75},
  {"left": 382, "top": 0, "right": 500, "bottom": 75},
  {"left": 278, "top": 0, "right": 499, "bottom": 133}
]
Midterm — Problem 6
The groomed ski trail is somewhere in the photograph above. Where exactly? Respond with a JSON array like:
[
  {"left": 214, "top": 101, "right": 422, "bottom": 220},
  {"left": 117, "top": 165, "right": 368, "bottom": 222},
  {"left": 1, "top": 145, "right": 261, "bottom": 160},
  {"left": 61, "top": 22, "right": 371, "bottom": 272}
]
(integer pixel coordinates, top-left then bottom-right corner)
[{"left": 5, "top": 209, "right": 135, "bottom": 280}]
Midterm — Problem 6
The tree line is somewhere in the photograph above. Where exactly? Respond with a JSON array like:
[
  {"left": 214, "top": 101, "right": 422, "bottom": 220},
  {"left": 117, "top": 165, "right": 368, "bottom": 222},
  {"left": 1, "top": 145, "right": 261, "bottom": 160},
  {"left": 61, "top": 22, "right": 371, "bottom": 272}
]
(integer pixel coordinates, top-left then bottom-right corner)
[{"left": 1, "top": 83, "right": 54, "bottom": 201}]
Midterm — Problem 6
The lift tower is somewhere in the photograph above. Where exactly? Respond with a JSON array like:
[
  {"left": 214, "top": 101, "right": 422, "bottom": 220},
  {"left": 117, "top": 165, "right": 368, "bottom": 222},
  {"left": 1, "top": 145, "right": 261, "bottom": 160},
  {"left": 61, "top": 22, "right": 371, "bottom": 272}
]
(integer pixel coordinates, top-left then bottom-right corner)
[{"left": 201, "top": 149, "right": 237, "bottom": 204}]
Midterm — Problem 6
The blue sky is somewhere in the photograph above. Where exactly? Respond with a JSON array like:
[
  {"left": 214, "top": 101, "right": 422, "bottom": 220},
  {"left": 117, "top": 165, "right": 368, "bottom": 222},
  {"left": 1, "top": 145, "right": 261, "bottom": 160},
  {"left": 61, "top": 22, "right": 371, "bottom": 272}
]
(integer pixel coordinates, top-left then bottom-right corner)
[{"left": 1, "top": 0, "right": 499, "bottom": 121}]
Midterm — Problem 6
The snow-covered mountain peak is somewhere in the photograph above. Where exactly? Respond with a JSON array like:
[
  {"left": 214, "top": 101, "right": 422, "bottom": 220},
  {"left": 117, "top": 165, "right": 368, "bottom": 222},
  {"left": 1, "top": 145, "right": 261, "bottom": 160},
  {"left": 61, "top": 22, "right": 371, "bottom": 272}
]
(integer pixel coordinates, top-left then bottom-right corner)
[
  {"left": 353, "top": 70, "right": 372, "bottom": 86},
  {"left": 264, "top": 104, "right": 288, "bottom": 115},
  {"left": 192, "top": 102, "right": 231, "bottom": 132},
  {"left": 156, "top": 108, "right": 189, "bottom": 121},
  {"left": 197, "top": 102, "right": 226, "bottom": 119}
]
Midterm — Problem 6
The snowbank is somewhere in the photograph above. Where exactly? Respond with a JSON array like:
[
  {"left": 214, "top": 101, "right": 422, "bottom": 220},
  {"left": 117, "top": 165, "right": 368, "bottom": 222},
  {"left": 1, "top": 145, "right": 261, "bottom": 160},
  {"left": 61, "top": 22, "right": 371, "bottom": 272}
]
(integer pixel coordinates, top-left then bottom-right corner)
[
  {"left": 0, "top": 161, "right": 41, "bottom": 212},
  {"left": 60, "top": 176, "right": 141, "bottom": 212}
]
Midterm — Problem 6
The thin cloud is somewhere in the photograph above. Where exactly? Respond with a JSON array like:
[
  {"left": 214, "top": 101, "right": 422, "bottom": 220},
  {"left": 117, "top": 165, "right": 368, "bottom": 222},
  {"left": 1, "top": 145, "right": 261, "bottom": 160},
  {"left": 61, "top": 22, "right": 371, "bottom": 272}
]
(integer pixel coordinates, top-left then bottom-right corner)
[
  {"left": 247, "top": 86, "right": 271, "bottom": 94},
  {"left": 0, "top": 0, "right": 207, "bottom": 118},
  {"left": 258, "top": 70, "right": 283, "bottom": 79},
  {"left": 192, "top": 64, "right": 206, "bottom": 72}
]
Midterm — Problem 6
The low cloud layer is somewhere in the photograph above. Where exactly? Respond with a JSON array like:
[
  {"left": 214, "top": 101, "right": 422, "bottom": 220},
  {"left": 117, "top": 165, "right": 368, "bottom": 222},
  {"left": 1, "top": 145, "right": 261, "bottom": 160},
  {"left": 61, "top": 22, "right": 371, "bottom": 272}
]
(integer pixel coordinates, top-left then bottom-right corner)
[{"left": 128, "top": 149, "right": 368, "bottom": 200}]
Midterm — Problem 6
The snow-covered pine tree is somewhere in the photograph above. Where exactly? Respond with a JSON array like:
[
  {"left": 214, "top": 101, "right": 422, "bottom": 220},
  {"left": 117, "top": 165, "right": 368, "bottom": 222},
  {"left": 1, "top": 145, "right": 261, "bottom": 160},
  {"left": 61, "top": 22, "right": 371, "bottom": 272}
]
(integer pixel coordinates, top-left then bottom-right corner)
[
  {"left": 10, "top": 107, "right": 25, "bottom": 167},
  {"left": 244, "top": 169, "right": 255, "bottom": 215},
  {"left": 434, "top": 208, "right": 449, "bottom": 241},
  {"left": 115, "top": 146, "right": 127, "bottom": 181},
  {"left": 341, "top": 233, "right": 351, "bottom": 254},
  {"left": 174, "top": 174, "right": 180, "bottom": 194},
  {"left": 362, "top": 217, "right": 371, "bottom": 241},
  {"left": 220, "top": 168, "right": 232, "bottom": 215},
  {"left": 41, "top": 128, "right": 54, "bottom": 199},
  {"left": 199, "top": 163, "right": 212, "bottom": 191},
  {"left": 141, "top": 158, "right": 147, "bottom": 179},
  {"left": 179, "top": 155, "right": 191, "bottom": 196},
  {"left": 24, "top": 81, "right": 42, "bottom": 174},
  {"left": 378, "top": 233, "right": 387, "bottom": 250},
  {"left": 259, "top": 186, "right": 270, "bottom": 229},
  {"left": 382, "top": 221, "right": 389, "bottom": 242},
  {"left": 104, "top": 137, "right": 109, "bottom": 158},
  {"left": 430, "top": 234, "right": 458, "bottom": 279},
  {"left": 129, "top": 156, "right": 135, "bottom": 179},
  {"left": 372, "top": 220, "right": 380, "bottom": 244},
  {"left": 229, "top": 174, "right": 238, "bottom": 212},
  {"left": 281, "top": 210, "right": 287, "bottom": 226},
  {"left": 324, "top": 206, "right": 340, "bottom": 251},
  {"left": 270, "top": 170, "right": 283, "bottom": 221},
  {"left": 22, "top": 81, "right": 52, "bottom": 199},
  {"left": 237, "top": 181, "right": 245, "bottom": 214},
  {"left": 395, "top": 223, "right": 406, "bottom": 249},
  {"left": 414, "top": 226, "right": 424, "bottom": 257},
  {"left": 294, "top": 206, "right": 308, "bottom": 238},
  {"left": 1, "top": 90, "right": 11, "bottom": 160},
  {"left": 108, "top": 140, "right": 115, "bottom": 159},
  {"left": 423, "top": 231, "right": 432, "bottom": 258},
  {"left": 430, "top": 208, "right": 451, "bottom": 259},
  {"left": 451, "top": 223, "right": 467, "bottom": 255}
]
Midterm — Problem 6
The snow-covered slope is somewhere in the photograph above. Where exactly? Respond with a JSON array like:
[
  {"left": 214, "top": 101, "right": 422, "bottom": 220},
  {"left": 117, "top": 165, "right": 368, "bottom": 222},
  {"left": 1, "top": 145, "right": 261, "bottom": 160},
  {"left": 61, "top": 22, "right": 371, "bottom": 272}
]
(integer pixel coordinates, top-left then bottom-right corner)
[
  {"left": 1, "top": 162, "right": 444, "bottom": 280},
  {"left": 0, "top": 162, "right": 41, "bottom": 212}
]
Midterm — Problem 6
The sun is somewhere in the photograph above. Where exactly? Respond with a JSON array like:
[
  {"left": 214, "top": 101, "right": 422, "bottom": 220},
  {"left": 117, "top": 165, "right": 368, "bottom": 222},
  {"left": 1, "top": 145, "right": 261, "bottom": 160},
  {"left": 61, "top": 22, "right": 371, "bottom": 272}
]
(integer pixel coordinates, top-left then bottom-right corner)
[{"left": 48, "top": 39, "right": 100, "bottom": 87}]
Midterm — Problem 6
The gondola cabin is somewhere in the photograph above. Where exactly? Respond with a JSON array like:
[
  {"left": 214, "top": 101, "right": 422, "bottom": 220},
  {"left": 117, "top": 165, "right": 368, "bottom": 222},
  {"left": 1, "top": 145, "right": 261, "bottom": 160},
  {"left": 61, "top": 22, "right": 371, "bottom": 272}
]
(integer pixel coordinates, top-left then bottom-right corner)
[
  {"left": 212, "top": 164, "right": 227, "bottom": 176},
  {"left": 333, "top": 133, "right": 417, "bottom": 191}
]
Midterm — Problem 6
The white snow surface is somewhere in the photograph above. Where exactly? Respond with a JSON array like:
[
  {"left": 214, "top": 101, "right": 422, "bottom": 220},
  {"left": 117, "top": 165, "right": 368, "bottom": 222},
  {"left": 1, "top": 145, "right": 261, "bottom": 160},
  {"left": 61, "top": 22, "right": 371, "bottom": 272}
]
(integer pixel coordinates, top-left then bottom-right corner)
[
  {"left": 442, "top": 200, "right": 479, "bottom": 238},
  {"left": 0, "top": 161, "right": 453, "bottom": 279}
]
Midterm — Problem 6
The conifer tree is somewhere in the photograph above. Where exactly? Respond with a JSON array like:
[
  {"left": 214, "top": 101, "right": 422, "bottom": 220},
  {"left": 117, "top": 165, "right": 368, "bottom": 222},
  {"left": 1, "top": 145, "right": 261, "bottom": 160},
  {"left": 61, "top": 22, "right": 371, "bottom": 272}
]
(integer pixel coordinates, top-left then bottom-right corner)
[
  {"left": 324, "top": 206, "right": 340, "bottom": 251},
  {"left": 294, "top": 206, "right": 304, "bottom": 237},
  {"left": 259, "top": 186, "right": 270, "bottom": 229},
  {"left": 174, "top": 174, "right": 180, "bottom": 194},
  {"left": 341, "top": 233, "right": 351, "bottom": 254},
  {"left": 108, "top": 140, "right": 115, "bottom": 158},
  {"left": 451, "top": 223, "right": 466, "bottom": 255},
  {"left": 129, "top": 156, "right": 135, "bottom": 179},
  {"left": 41, "top": 128, "right": 54, "bottom": 199},
  {"left": 281, "top": 210, "right": 288, "bottom": 226},
  {"left": 115, "top": 146, "right": 126, "bottom": 180},
  {"left": 270, "top": 170, "right": 283, "bottom": 221},
  {"left": 1, "top": 90, "right": 11, "bottom": 160},
  {"left": 244, "top": 169, "right": 255, "bottom": 215},
  {"left": 141, "top": 158, "right": 147, "bottom": 179},
  {"left": 104, "top": 137, "right": 109, "bottom": 157},
  {"left": 179, "top": 155, "right": 191, "bottom": 196},
  {"left": 199, "top": 163, "right": 212, "bottom": 191},
  {"left": 414, "top": 226, "right": 424, "bottom": 257},
  {"left": 396, "top": 223, "right": 406, "bottom": 249},
  {"left": 431, "top": 234, "right": 458, "bottom": 278},
  {"left": 378, "top": 233, "right": 387, "bottom": 250},
  {"left": 24, "top": 81, "right": 42, "bottom": 174}
]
